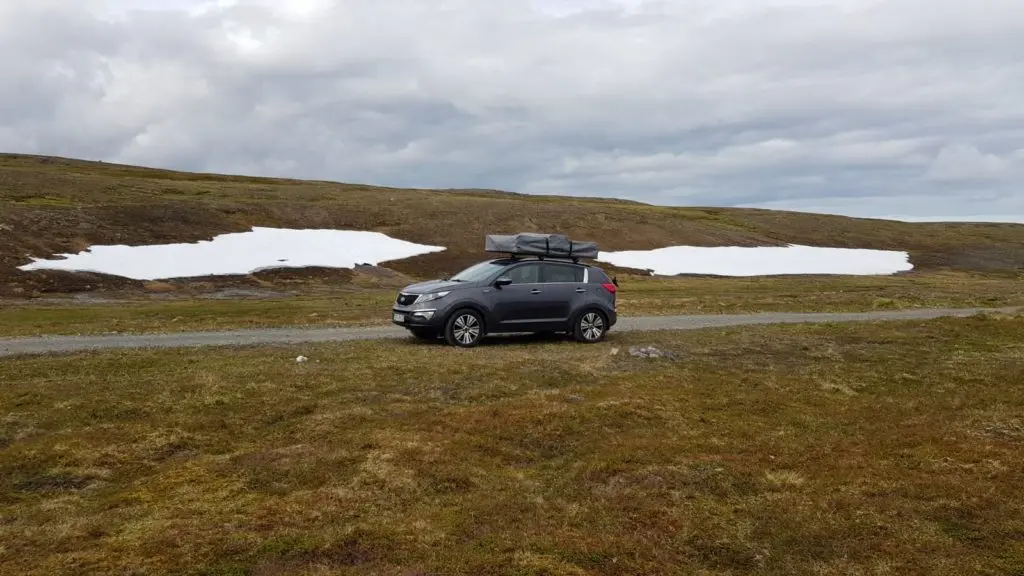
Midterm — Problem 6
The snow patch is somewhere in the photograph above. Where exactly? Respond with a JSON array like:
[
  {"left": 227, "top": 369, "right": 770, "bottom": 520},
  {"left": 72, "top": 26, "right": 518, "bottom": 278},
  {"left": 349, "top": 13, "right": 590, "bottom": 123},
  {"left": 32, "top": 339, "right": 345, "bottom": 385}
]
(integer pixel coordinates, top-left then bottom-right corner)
[
  {"left": 18, "top": 227, "right": 446, "bottom": 281},
  {"left": 597, "top": 245, "right": 913, "bottom": 276}
]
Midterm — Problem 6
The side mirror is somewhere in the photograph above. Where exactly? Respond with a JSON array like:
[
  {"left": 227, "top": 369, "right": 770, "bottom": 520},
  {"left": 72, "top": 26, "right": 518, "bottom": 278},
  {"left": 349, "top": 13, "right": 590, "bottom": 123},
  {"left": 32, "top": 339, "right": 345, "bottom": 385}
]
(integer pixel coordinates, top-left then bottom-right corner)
[{"left": 494, "top": 276, "right": 512, "bottom": 288}]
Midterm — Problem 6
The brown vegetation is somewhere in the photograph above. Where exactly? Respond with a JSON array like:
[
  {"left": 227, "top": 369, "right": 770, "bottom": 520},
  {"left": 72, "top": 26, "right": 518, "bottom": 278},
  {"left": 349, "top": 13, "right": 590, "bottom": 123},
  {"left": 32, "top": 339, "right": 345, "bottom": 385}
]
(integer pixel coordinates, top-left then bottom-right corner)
[
  {"left": 2, "top": 270, "right": 1023, "bottom": 337},
  {"left": 2, "top": 153, "right": 1022, "bottom": 297},
  {"left": 2, "top": 315, "right": 1022, "bottom": 574}
]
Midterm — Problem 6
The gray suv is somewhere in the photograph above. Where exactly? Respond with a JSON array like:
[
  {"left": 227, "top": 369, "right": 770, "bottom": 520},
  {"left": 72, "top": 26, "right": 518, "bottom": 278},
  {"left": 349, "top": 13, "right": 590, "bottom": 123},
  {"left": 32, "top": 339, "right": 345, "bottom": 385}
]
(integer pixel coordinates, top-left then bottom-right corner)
[{"left": 391, "top": 257, "right": 618, "bottom": 347}]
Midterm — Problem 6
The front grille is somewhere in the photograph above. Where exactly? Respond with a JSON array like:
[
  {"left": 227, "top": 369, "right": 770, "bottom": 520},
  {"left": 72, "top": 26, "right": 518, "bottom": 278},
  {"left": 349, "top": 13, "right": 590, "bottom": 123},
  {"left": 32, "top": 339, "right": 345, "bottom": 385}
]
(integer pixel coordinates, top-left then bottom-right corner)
[{"left": 396, "top": 293, "right": 419, "bottom": 306}]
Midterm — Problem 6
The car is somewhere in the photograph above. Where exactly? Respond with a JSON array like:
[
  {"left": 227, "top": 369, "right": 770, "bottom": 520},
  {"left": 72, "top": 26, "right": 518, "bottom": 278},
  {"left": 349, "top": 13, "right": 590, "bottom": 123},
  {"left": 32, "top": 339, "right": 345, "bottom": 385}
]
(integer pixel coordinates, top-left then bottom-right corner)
[{"left": 391, "top": 252, "right": 619, "bottom": 348}]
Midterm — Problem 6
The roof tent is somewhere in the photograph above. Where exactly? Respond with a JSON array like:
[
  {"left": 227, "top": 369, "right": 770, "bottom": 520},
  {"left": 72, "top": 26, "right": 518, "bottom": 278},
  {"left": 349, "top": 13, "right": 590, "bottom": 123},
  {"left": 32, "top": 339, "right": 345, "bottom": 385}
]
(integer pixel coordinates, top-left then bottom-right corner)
[{"left": 484, "top": 233, "right": 598, "bottom": 260}]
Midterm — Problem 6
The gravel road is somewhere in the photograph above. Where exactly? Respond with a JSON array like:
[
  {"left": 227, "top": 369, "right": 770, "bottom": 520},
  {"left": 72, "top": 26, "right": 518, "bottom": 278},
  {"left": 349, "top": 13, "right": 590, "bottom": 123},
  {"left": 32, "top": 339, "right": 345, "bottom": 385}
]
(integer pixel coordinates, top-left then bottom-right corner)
[{"left": 1, "top": 307, "right": 1018, "bottom": 358}]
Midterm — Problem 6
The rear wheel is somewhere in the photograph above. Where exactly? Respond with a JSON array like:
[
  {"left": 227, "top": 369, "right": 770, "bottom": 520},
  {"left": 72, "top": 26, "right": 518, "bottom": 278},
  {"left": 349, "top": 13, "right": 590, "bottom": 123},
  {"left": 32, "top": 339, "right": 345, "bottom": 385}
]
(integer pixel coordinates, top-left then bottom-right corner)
[
  {"left": 444, "top": 309, "right": 484, "bottom": 348},
  {"left": 573, "top": 310, "right": 607, "bottom": 343}
]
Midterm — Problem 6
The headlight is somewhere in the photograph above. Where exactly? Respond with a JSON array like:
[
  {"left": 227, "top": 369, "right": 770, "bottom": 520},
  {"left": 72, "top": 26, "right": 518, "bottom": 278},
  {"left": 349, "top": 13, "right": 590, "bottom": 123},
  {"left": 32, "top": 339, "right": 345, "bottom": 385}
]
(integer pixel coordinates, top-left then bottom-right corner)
[{"left": 417, "top": 291, "right": 450, "bottom": 303}]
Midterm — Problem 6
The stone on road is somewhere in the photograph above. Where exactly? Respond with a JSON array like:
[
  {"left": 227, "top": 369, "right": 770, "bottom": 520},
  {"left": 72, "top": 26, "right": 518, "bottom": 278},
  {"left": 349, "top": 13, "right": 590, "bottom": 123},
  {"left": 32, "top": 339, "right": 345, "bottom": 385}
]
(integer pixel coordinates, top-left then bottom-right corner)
[{"left": 0, "top": 307, "right": 1019, "bottom": 358}]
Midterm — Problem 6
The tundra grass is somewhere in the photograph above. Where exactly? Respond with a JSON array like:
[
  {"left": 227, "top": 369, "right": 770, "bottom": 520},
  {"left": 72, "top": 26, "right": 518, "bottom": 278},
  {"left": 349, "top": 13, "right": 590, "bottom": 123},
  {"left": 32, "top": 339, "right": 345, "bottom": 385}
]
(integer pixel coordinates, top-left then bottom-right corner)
[
  {"left": 1, "top": 271, "right": 1022, "bottom": 337},
  {"left": 2, "top": 315, "right": 1023, "bottom": 575},
  {"left": 4, "top": 153, "right": 1024, "bottom": 296}
]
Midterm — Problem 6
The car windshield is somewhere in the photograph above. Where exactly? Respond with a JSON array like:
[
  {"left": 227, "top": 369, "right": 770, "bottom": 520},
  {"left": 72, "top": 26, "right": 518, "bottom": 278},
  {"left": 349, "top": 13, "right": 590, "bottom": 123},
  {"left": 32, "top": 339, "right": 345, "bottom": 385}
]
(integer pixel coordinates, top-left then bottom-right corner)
[{"left": 450, "top": 261, "right": 508, "bottom": 282}]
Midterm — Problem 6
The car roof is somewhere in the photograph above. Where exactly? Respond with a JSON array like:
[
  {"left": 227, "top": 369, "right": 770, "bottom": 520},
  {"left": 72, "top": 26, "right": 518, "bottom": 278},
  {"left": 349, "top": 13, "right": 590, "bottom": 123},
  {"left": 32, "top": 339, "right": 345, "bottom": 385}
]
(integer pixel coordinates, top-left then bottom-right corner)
[{"left": 490, "top": 257, "right": 590, "bottom": 266}]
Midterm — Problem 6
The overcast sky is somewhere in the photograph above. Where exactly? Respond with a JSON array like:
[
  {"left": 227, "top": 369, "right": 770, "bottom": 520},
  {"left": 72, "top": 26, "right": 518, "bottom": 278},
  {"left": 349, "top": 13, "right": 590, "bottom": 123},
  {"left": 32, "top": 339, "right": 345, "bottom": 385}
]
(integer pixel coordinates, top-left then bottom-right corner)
[{"left": 2, "top": 0, "right": 1022, "bottom": 221}]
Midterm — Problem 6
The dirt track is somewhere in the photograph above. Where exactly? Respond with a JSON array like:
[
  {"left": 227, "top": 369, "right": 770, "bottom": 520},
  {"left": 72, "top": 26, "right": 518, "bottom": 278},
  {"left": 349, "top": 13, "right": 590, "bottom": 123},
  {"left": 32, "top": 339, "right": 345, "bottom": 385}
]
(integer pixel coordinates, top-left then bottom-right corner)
[{"left": 2, "top": 307, "right": 1019, "bottom": 357}]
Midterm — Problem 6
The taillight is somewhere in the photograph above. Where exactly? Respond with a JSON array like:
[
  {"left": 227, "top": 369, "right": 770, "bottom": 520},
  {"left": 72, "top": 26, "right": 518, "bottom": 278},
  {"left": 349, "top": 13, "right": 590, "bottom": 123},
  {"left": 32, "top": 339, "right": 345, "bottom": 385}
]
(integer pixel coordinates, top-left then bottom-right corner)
[{"left": 601, "top": 283, "right": 617, "bottom": 294}]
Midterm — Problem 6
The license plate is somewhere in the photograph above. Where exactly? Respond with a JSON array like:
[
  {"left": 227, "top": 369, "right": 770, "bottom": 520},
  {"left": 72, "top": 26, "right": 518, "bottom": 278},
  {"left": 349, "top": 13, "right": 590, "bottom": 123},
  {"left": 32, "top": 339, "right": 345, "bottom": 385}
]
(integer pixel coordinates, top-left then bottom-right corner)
[{"left": 393, "top": 313, "right": 405, "bottom": 323}]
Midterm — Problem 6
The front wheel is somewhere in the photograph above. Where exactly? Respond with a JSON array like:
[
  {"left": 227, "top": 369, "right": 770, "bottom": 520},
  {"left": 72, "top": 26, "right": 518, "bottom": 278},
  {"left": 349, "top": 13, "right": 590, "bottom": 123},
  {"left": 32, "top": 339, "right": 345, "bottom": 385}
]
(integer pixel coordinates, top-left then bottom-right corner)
[
  {"left": 444, "top": 309, "right": 484, "bottom": 348},
  {"left": 573, "top": 310, "right": 608, "bottom": 343}
]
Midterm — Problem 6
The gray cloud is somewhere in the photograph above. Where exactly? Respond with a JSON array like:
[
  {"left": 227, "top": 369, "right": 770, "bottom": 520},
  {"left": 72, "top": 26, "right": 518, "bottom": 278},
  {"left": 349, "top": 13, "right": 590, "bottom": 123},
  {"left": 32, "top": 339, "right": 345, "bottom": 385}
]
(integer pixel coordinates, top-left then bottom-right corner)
[{"left": 1, "top": 0, "right": 1023, "bottom": 218}]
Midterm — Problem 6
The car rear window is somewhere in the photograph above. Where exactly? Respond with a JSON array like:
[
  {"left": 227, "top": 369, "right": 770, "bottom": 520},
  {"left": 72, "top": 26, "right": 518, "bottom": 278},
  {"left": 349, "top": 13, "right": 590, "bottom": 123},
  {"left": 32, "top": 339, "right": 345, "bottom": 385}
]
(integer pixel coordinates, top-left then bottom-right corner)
[
  {"left": 587, "top": 267, "right": 612, "bottom": 284},
  {"left": 543, "top": 263, "right": 584, "bottom": 283}
]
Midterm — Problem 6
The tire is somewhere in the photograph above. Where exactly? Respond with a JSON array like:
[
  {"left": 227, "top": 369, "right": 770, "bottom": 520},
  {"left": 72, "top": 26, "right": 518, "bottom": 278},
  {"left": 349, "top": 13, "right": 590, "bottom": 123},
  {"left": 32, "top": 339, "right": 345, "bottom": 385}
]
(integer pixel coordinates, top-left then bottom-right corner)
[
  {"left": 444, "top": 309, "right": 485, "bottom": 348},
  {"left": 408, "top": 328, "right": 439, "bottom": 340},
  {"left": 573, "top": 309, "right": 608, "bottom": 343}
]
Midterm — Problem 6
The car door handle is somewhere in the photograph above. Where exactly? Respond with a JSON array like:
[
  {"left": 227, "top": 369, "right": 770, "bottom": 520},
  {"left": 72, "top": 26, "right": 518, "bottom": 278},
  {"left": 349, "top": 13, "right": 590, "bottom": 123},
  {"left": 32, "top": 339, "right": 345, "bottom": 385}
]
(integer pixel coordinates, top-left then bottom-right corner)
[
  {"left": 575, "top": 288, "right": 587, "bottom": 293},
  {"left": 530, "top": 289, "right": 542, "bottom": 294}
]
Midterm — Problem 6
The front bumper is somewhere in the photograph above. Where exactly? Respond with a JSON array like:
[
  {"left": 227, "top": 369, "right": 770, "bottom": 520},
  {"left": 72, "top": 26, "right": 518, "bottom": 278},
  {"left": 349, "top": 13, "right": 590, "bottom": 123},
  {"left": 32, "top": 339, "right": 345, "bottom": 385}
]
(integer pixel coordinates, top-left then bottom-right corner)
[{"left": 391, "top": 307, "right": 444, "bottom": 329}]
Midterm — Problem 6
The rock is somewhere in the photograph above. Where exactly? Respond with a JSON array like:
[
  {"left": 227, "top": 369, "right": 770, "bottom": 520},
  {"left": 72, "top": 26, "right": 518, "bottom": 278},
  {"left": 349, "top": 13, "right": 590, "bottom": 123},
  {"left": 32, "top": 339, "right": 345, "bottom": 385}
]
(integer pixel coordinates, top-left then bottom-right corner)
[
  {"left": 628, "top": 345, "right": 676, "bottom": 359},
  {"left": 566, "top": 395, "right": 585, "bottom": 403},
  {"left": 0, "top": 223, "right": 11, "bottom": 231},
  {"left": 295, "top": 355, "right": 309, "bottom": 363},
  {"left": 610, "top": 347, "right": 620, "bottom": 355}
]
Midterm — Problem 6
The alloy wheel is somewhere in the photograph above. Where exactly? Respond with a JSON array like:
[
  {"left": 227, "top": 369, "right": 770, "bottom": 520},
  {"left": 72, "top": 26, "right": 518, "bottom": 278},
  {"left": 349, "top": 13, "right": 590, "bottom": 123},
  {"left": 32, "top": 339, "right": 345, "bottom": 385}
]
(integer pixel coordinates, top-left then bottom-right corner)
[
  {"left": 452, "top": 313, "right": 481, "bottom": 346},
  {"left": 580, "top": 312, "right": 605, "bottom": 341}
]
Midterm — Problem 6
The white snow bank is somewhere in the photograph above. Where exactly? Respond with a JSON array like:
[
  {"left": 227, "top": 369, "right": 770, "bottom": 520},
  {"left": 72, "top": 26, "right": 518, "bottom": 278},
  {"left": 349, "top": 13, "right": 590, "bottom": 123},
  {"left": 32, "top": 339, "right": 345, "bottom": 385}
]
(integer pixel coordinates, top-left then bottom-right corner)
[
  {"left": 18, "top": 227, "right": 446, "bottom": 281},
  {"left": 597, "top": 244, "right": 913, "bottom": 276}
]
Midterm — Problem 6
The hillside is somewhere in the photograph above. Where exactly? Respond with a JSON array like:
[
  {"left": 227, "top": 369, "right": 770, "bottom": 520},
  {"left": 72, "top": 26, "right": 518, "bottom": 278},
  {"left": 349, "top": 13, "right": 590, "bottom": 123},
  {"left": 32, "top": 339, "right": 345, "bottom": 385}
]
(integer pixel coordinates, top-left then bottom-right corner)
[{"left": 1, "top": 153, "right": 1022, "bottom": 296}]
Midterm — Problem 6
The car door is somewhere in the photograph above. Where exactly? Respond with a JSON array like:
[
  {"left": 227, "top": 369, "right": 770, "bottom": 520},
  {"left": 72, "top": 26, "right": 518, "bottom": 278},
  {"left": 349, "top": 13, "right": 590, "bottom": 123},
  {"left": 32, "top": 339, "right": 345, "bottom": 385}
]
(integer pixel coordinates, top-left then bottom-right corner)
[
  {"left": 537, "top": 262, "right": 586, "bottom": 326},
  {"left": 488, "top": 262, "right": 547, "bottom": 331}
]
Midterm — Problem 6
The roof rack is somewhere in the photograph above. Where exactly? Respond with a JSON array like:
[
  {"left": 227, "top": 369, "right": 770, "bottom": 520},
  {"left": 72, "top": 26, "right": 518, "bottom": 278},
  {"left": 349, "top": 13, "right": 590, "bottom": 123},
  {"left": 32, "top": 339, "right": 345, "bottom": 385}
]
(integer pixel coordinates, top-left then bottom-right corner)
[
  {"left": 505, "top": 254, "right": 582, "bottom": 264},
  {"left": 484, "top": 233, "right": 598, "bottom": 261}
]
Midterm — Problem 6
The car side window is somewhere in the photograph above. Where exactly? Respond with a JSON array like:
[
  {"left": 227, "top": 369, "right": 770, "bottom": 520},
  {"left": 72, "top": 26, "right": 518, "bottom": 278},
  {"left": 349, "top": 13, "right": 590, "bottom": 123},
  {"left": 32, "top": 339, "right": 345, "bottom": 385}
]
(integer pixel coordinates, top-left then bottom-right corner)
[
  {"left": 506, "top": 263, "right": 541, "bottom": 284},
  {"left": 542, "top": 263, "right": 584, "bottom": 283}
]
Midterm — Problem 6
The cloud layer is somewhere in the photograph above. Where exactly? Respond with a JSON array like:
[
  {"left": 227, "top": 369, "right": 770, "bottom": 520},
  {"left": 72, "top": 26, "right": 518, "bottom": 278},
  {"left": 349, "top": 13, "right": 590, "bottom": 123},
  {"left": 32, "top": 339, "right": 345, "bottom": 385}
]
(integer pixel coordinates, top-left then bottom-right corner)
[{"left": 2, "top": 0, "right": 1022, "bottom": 218}]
